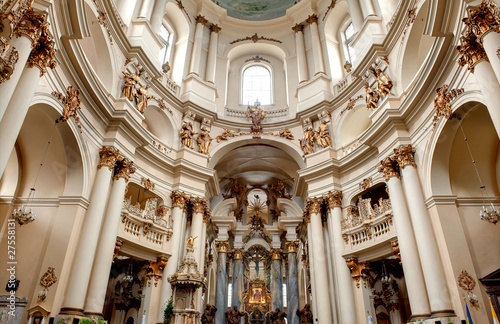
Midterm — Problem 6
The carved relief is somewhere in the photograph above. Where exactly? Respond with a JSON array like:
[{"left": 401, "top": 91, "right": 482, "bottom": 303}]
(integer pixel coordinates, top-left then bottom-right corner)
[
  {"left": 340, "top": 95, "right": 364, "bottom": 116},
  {"left": 38, "top": 267, "right": 57, "bottom": 301},
  {"left": 145, "top": 256, "right": 169, "bottom": 287},
  {"left": 27, "top": 28, "right": 57, "bottom": 76},
  {"left": 375, "top": 69, "right": 393, "bottom": 97},
  {"left": 114, "top": 158, "right": 136, "bottom": 181},
  {"left": 457, "top": 32, "right": 488, "bottom": 73},
  {"left": 326, "top": 190, "right": 342, "bottom": 209},
  {"left": 98, "top": 146, "right": 120, "bottom": 170},
  {"left": 346, "top": 257, "right": 371, "bottom": 288},
  {"left": 229, "top": 33, "right": 282, "bottom": 44},
  {"left": 316, "top": 120, "right": 332, "bottom": 148},
  {"left": 278, "top": 128, "right": 294, "bottom": 140},
  {"left": 270, "top": 248, "right": 283, "bottom": 260},
  {"left": 392, "top": 144, "right": 416, "bottom": 169},
  {"left": 141, "top": 178, "right": 155, "bottom": 191},
  {"left": 432, "top": 85, "right": 464, "bottom": 129},
  {"left": 180, "top": 122, "right": 197, "bottom": 149},
  {"left": 359, "top": 178, "right": 373, "bottom": 191},
  {"left": 364, "top": 82, "right": 380, "bottom": 109},
  {"left": 300, "top": 127, "right": 315, "bottom": 155},
  {"left": 197, "top": 127, "right": 212, "bottom": 154},
  {"left": 171, "top": 191, "right": 189, "bottom": 209},
  {"left": 52, "top": 85, "right": 83, "bottom": 132},
  {"left": 0, "top": 37, "right": 19, "bottom": 84}
]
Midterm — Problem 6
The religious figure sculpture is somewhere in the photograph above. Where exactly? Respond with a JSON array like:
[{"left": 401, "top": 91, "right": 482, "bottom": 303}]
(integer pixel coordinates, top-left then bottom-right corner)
[
  {"left": 316, "top": 120, "right": 332, "bottom": 148},
  {"left": 201, "top": 304, "right": 217, "bottom": 324},
  {"left": 296, "top": 304, "right": 313, "bottom": 324},
  {"left": 180, "top": 122, "right": 197, "bottom": 149},
  {"left": 135, "top": 86, "right": 148, "bottom": 113},
  {"left": 225, "top": 305, "right": 244, "bottom": 324},
  {"left": 299, "top": 127, "right": 315, "bottom": 155},
  {"left": 278, "top": 128, "right": 294, "bottom": 140},
  {"left": 364, "top": 82, "right": 380, "bottom": 110},
  {"left": 186, "top": 236, "right": 197, "bottom": 252},
  {"left": 246, "top": 102, "right": 266, "bottom": 134},
  {"left": 223, "top": 178, "right": 246, "bottom": 220},
  {"left": 267, "top": 308, "right": 286, "bottom": 324},
  {"left": 196, "top": 127, "right": 212, "bottom": 154},
  {"left": 122, "top": 71, "right": 140, "bottom": 101},
  {"left": 375, "top": 69, "right": 393, "bottom": 97}
]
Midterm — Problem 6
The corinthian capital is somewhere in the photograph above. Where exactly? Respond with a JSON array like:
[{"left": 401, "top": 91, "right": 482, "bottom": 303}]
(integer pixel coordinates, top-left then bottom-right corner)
[
  {"left": 306, "top": 197, "right": 322, "bottom": 214},
  {"left": 285, "top": 240, "right": 299, "bottom": 253},
  {"left": 377, "top": 158, "right": 400, "bottom": 181},
  {"left": 215, "top": 240, "right": 229, "bottom": 253},
  {"left": 457, "top": 33, "right": 488, "bottom": 73},
  {"left": 270, "top": 248, "right": 283, "bottom": 260},
  {"left": 191, "top": 196, "right": 206, "bottom": 214},
  {"left": 14, "top": 8, "right": 48, "bottom": 44},
  {"left": 465, "top": 2, "right": 500, "bottom": 39},
  {"left": 326, "top": 190, "right": 342, "bottom": 209},
  {"left": 113, "top": 158, "right": 136, "bottom": 181},
  {"left": 27, "top": 31, "right": 57, "bottom": 76},
  {"left": 392, "top": 144, "right": 416, "bottom": 169},
  {"left": 171, "top": 191, "right": 189, "bottom": 209},
  {"left": 97, "top": 146, "right": 120, "bottom": 170}
]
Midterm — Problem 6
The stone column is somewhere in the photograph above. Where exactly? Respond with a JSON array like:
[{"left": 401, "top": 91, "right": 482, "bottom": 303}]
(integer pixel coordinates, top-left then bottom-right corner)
[
  {"left": 231, "top": 248, "right": 244, "bottom": 310},
  {"left": 270, "top": 249, "right": 283, "bottom": 311},
  {"left": 377, "top": 158, "right": 431, "bottom": 319},
  {"left": 157, "top": 191, "right": 188, "bottom": 323},
  {"left": 0, "top": 8, "right": 46, "bottom": 119},
  {"left": 306, "top": 222, "right": 318, "bottom": 316},
  {"left": 189, "top": 15, "right": 207, "bottom": 76},
  {"left": 393, "top": 145, "right": 454, "bottom": 317},
  {"left": 115, "top": 0, "right": 138, "bottom": 26},
  {"left": 305, "top": 15, "right": 325, "bottom": 76},
  {"left": 347, "top": 0, "right": 364, "bottom": 30},
  {"left": 286, "top": 241, "right": 300, "bottom": 324},
  {"left": 307, "top": 198, "right": 333, "bottom": 323},
  {"left": 325, "top": 191, "right": 357, "bottom": 324},
  {"left": 292, "top": 24, "right": 309, "bottom": 83},
  {"left": 150, "top": 0, "right": 168, "bottom": 31},
  {"left": 205, "top": 24, "right": 221, "bottom": 83},
  {"left": 0, "top": 31, "right": 57, "bottom": 177},
  {"left": 143, "top": 257, "right": 169, "bottom": 322},
  {"left": 138, "top": 0, "right": 155, "bottom": 19},
  {"left": 60, "top": 147, "right": 120, "bottom": 315},
  {"left": 215, "top": 241, "right": 230, "bottom": 324},
  {"left": 190, "top": 197, "right": 206, "bottom": 265},
  {"left": 85, "top": 158, "right": 137, "bottom": 316},
  {"left": 359, "top": 0, "right": 377, "bottom": 18}
]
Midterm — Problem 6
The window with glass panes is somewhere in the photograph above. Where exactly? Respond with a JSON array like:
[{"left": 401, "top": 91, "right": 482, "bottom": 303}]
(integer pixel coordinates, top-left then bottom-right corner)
[
  {"left": 344, "top": 22, "right": 356, "bottom": 63},
  {"left": 241, "top": 65, "right": 272, "bottom": 105},
  {"left": 158, "top": 24, "right": 171, "bottom": 65}
]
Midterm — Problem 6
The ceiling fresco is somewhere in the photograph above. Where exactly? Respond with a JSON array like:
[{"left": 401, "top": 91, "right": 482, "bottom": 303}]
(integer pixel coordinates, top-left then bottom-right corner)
[{"left": 212, "top": 0, "right": 299, "bottom": 21}]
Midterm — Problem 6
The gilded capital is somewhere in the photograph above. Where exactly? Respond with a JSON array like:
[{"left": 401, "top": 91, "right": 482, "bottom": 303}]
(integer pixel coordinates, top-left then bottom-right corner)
[
  {"left": 292, "top": 23, "right": 304, "bottom": 33},
  {"left": 377, "top": 157, "right": 400, "bottom": 181},
  {"left": 457, "top": 33, "right": 488, "bottom": 73},
  {"left": 232, "top": 248, "right": 244, "bottom": 260},
  {"left": 285, "top": 240, "right": 299, "bottom": 253},
  {"left": 97, "top": 146, "right": 120, "bottom": 170},
  {"left": 215, "top": 240, "right": 230, "bottom": 253},
  {"left": 27, "top": 30, "right": 57, "bottom": 76},
  {"left": 270, "top": 248, "right": 283, "bottom": 260},
  {"left": 145, "top": 256, "right": 169, "bottom": 286},
  {"left": 345, "top": 257, "right": 371, "bottom": 288},
  {"left": 191, "top": 196, "right": 207, "bottom": 214},
  {"left": 14, "top": 8, "right": 48, "bottom": 44},
  {"left": 171, "top": 191, "right": 189, "bottom": 209},
  {"left": 465, "top": 2, "right": 500, "bottom": 40},
  {"left": 392, "top": 144, "right": 416, "bottom": 169},
  {"left": 210, "top": 24, "right": 221, "bottom": 33},
  {"left": 306, "top": 197, "right": 322, "bottom": 214},
  {"left": 113, "top": 158, "right": 136, "bottom": 181},
  {"left": 305, "top": 14, "right": 318, "bottom": 25},
  {"left": 196, "top": 15, "right": 208, "bottom": 25},
  {"left": 326, "top": 190, "right": 342, "bottom": 209}
]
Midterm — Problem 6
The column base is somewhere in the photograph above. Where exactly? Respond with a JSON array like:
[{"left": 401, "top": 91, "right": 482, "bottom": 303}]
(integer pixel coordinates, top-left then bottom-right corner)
[
  {"left": 409, "top": 313, "right": 431, "bottom": 321},
  {"left": 59, "top": 307, "right": 85, "bottom": 316},
  {"left": 84, "top": 311, "right": 104, "bottom": 317},
  {"left": 430, "top": 309, "right": 455, "bottom": 318}
]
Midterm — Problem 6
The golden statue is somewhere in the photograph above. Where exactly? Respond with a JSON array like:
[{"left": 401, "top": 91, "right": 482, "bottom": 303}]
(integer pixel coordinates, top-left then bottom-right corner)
[
  {"left": 375, "top": 69, "right": 393, "bottom": 97},
  {"left": 180, "top": 122, "right": 197, "bottom": 149},
  {"left": 197, "top": 127, "right": 212, "bottom": 154},
  {"left": 316, "top": 120, "right": 332, "bottom": 148},
  {"left": 122, "top": 71, "right": 140, "bottom": 101},
  {"left": 246, "top": 102, "right": 266, "bottom": 128},
  {"left": 135, "top": 86, "right": 148, "bottom": 113},
  {"left": 278, "top": 128, "right": 294, "bottom": 140},
  {"left": 299, "top": 127, "right": 315, "bottom": 155},
  {"left": 186, "top": 236, "right": 197, "bottom": 252},
  {"left": 364, "top": 82, "right": 379, "bottom": 110}
]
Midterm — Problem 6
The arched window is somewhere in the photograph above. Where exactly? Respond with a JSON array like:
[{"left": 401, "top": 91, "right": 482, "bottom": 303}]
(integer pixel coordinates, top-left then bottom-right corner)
[
  {"left": 158, "top": 23, "right": 172, "bottom": 68},
  {"left": 344, "top": 22, "right": 356, "bottom": 63},
  {"left": 241, "top": 65, "right": 272, "bottom": 105}
]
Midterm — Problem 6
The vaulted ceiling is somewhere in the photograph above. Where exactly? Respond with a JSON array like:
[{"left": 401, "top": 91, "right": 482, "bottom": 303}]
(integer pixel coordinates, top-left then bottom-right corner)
[{"left": 213, "top": 0, "right": 298, "bottom": 21}]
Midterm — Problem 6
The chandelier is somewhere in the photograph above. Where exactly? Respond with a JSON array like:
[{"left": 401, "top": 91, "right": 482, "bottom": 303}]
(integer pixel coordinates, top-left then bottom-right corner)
[
  {"left": 12, "top": 188, "right": 36, "bottom": 225},
  {"left": 123, "top": 261, "right": 134, "bottom": 283},
  {"left": 381, "top": 259, "right": 391, "bottom": 284}
]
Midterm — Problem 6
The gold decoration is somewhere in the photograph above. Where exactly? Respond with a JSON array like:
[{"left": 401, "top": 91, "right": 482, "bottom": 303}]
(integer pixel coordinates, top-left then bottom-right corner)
[
  {"left": 27, "top": 28, "right": 57, "bottom": 76},
  {"left": 245, "top": 55, "right": 270, "bottom": 64},
  {"left": 135, "top": 85, "right": 148, "bottom": 113},
  {"left": 345, "top": 257, "right": 371, "bottom": 288},
  {"left": 457, "top": 33, "right": 488, "bottom": 73},
  {"left": 299, "top": 127, "right": 315, "bottom": 155},
  {"left": 458, "top": 269, "right": 476, "bottom": 293},
  {"left": 232, "top": 248, "right": 244, "bottom": 260},
  {"left": 0, "top": 37, "right": 19, "bottom": 84},
  {"left": 38, "top": 266, "right": 57, "bottom": 301},
  {"left": 174, "top": 0, "right": 191, "bottom": 23},
  {"left": 375, "top": 69, "right": 393, "bottom": 97},
  {"left": 432, "top": 85, "right": 464, "bottom": 129},
  {"left": 180, "top": 122, "right": 197, "bottom": 149},
  {"left": 323, "top": 0, "right": 338, "bottom": 21},
  {"left": 316, "top": 120, "right": 331, "bottom": 148},
  {"left": 215, "top": 240, "right": 229, "bottom": 253},
  {"left": 191, "top": 196, "right": 207, "bottom": 214},
  {"left": 209, "top": 24, "right": 221, "bottom": 33},
  {"left": 343, "top": 60, "right": 352, "bottom": 73},
  {"left": 380, "top": 56, "right": 390, "bottom": 65},
  {"left": 121, "top": 71, "right": 141, "bottom": 101},
  {"left": 364, "top": 82, "right": 380, "bottom": 110},
  {"left": 186, "top": 236, "right": 197, "bottom": 252},
  {"left": 285, "top": 240, "right": 299, "bottom": 253},
  {"left": 391, "top": 241, "right": 401, "bottom": 265},
  {"left": 359, "top": 178, "right": 372, "bottom": 191},
  {"left": 292, "top": 23, "right": 304, "bottom": 33},
  {"left": 326, "top": 190, "right": 342, "bottom": 209},
  {"left": 145, "top": 256, "right": 169, "bottom": 287},
  {"left": 98, "top": 146, "right": 120, "bottom": 170},
  {"left": 113, "top": 239, "right": 123, "bottom": 262},
  {"left": 216, "top": 128, "right": 235, "bottom": 142},
  {"left": 52, "top": 85, "right": 83, "bottom": 132},
  {"left": 113, "top": 158, "right": 136, "bottom": 181},
  {"left": 141, "top": 178, "right": 155, "bottom": 190},
  {"left": 465, "top": 2, "right": 500, "bottom": 40},
  {"left": 91, "top": 0, "right": 113, "bottom": 43},
  {"left": 305, "top": 14, "right": 318, "bottom": 25},
  {"left": 246, "top": 102, "right": 267, "bottom": 136},
  {"left": 278, "top": 128, "right": 294, "bottom": 140},
  {"left": 197, "top": 127, "right": 212, "bottom": 154},
  {"left": 340, "top": 95, "right": 363, "bottom": 116},
  {"left": 377, "top": 157, "right": 400, "bottom": 181},
  {"left": 195, "top": 15, "right": 208, "bottom": 25},
  {"left": 392, "top": 144, "right": 416, "bottom": 169},
  {"left": 404, "top": 6, "right": 417, "bottom": 34},
  {"left": 270, "top": 248, "right": 282, "bottom": 260},
  {"left": 171, "top": 191, "right": 189, "bottom": 209},
  {"left": 306, "top": 197, "right": 322, "bottom": 214},
  {"left": 229, "top": 33, "right": 282, "bottom": 45},
  {"left": 13, "top": 8, "right": 48, "bottom": 43}
]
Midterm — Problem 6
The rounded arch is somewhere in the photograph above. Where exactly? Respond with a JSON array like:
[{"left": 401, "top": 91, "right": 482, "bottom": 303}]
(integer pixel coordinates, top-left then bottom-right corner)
[
  {"left": 241, "top": 63, "right": 273, "bottom": 105},
  {"left": 323, "top": 0, "right": 350, "bottom": 81},
  {"left": 225, "top": 41, "right": 289, "bottom": 60},
  {"left": 336, "top": 103, "right": 371, "bottom": 147},
  {"left": 143, "top": 105, "right": 177, "bottom": 148}
]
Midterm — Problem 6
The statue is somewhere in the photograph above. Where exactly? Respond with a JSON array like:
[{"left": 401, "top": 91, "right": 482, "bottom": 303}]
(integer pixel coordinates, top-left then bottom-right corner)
[
  {"left": 344, "top": 60, "right": 352, "bottom": 73},
  {"left": 186, "top": 236, "right": 197, "bottom": 252},
  {"left": 223, "top": 178, "right": 246, "bottom": 220},
  {"left": 375, "top": 69, "right": 393, "bottom": 97},
  {"left": 201, "top": 304, "right": 217, "bottom": 324},
  {"left": 316, "top": 120, "right": 332, "bottom": 148},
  {"left": 180, "top": 122, "right": 197, "bottom": 149},
  {"left": 364, "top": 82, "right": 379, "bottom": 110},
  {"left": 122, "top": 72, "right": 140, "bottom": 101},
  {"left": 278, "top": 128, "right": 294, "bottom": 140},
  {"left": 267, "top": 308, "right": 286, "bottom": 324},
  {"left": 225, "top": 305, "right": 244, "bottom": 324},
  {"left": 299, "top": 127, "right": 315, "bottom": 155},
  {"left": 296, "top": 304, "right": 313, "bottom": 324},
  {"left": 135, "top": 86, "right": 148, "bottom": 113},
  {"left": 196, "top": 127, "right": 212, "bottom": 154},
  {"left": 246, "top": 102, "right": 266, "bottom": 132}
]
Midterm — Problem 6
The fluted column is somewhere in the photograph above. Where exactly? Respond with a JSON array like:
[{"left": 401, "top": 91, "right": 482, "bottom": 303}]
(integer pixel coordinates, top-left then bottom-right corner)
[
  {"left": 189, "top": 15, "right": 207, "bottom": 76},
  {"left": 270, "top": 249, "right": 283, "bottom": 311},
  {"left": 205, "top": 24, "right": 221, "bottom": 83},
  {"left": 325, "top": 191, "right": 357, "bottom": 324},
  {"left": 85, "top": 158, "right": 137, "bottom": 315},
  {"left": 307, "top": 198, "right": 332, "bottom": 323},
  {"left": 286, "top": 241, "right": 300, "bottom": 324},
  {"left": 305, "top": 15, "right": 325, "bottom": 76},
  {"left": 150, "top": 0, "right": 168, "bottom": 31},
  {"left": 377, "top": 159, "right": 431, "bottom": 319},
  {"left": 138, "top": 0, "right": 155, "bottom": 19},
  {"left": 0, "top": 31, "right": 57, "bottom": 177},
  {"left": 157, "top": 191, "right": 189, "bottom": 323},
  {"left": 60, "top": 147, "right": 120, "bottom": 315},
  {"left": 393, "top": 145, "right": 453, "bottom": 317},
  {"left": 347, "top": 0, "right": 364, "bottom": 31},
  {"left": 215, "top": 241, "right": 230, "bottom": 324},
  {"left": 231, "top": 248, "right": 244, "bottom": 310},
  {"left": 292, "top": 24, "right": 309, "bottom": 83}
]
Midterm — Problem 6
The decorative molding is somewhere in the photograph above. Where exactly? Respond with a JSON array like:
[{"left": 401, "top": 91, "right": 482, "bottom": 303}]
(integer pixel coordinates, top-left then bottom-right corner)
[
  {"left": 305, "top": 14, "right": 318, "bottom": 25},
  {"left": 323, "top": 0, "right": 338, "bottom": 21},
  {"left": 141, "top": 177, "right": 155, "bottom": 191},
  {"left": 145, "top": 256, "right": 169, "bottom": 287},
  {"left": 92, "top": 0, "right": 113, "bottom": 43},
  {"left": 38, "top": 267, "right": 57, "bottom": 301},
  {"left": 245, "top": 55, "right": 270, "bottom": 64},
  {"left": 113, "top": 158, "right": 136, "bottom": 181},
  {"left": 174, "top": 0, "right": 191, "bottom": 23},
  {"left": 52, "top": 86, "right": 83, "bottom": 132},
  {"left": 229, "top": 33, "right": 282, "bottom": 45},
  {"left": 340, "top": 95, "right": 363, "bottom": 116},
  {"left": 359, "top": 178, "right": 372, "bottom": 191},
  {"left": 27, "top": 26, "right": 57, "bottom": 76},
  {"left": 0, "top": 37, "right": 19, "bottom": 84},
  {"left": 432, "top": 85, "right": 464, "bottom": 129}
]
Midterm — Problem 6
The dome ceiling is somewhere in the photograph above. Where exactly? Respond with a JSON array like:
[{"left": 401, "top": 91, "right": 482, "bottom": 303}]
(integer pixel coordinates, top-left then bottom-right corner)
[{"left": 212, "top": 0, "right": 298, "bottom": 21}]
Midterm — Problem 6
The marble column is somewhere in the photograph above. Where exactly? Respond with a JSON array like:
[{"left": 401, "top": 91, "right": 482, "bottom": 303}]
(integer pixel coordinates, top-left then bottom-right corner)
[
  {"left": 157, "top": 191, "right": 188, "bottom": 323},
  {"left": 270, "top": 249, "right": 284, "bottom": 311},
  {"left": 138, "top": 0, "right": 154, "bottom": 19},
  {"left": 60, "top": 147, "right": 120, "bottom": 315},
  {"left": 306, "top": 222, "right": 318, "bottom": 317},
  {"left": 393, "top": 145, "right": 454, "bottom": 317},
  {"left": 307, "top": 198, "right": 333, "bottom": 323},
  {"left": 292, "top": 24, "right": 309, "bottom": 83},
  {"left": 0, "top": 32, "right": 57, "bottom": 178},
  {"left": 150, "top": 0, "right": 168, "bottom": 31},
  {"left": 0, "top": 8, "right": 46, "bottom": 119},
  {"left": 231, "top": 248, "right": 244, "bottom": 310},
  {"left": 189, "top": 15, "right": 207, "bottom": 76},
  {"left": 215, "top": 240, "right": 230, "bottom": 324},
  {"left": 286, "top": 241, "right": 300, "bottom": 324},
  {"left": 305, "top": 15, "right": 325, "bottom": 76},
  {"left": 85, "top": 158, "right": 136, "bottom": 315},
  {"left": 378, "top": 158, "right": 431, "bottom": 319},
  {"left": 190, "top": 197, "right": 206, "bottom": 265},
  {"left": 347, "top": 0, "right": 364, "bottom": 31},
  {"left": 205, "top": 24, "right": 221, "bottom": 83},
  {"left": 325, "top": 191, "right": 357, "bottom": 324}
]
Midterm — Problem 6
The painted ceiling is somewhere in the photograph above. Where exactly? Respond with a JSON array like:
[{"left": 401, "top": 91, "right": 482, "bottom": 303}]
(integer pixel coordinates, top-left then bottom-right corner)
[{"left": 212, "top": 0, "right": 299, "bottom": 21}]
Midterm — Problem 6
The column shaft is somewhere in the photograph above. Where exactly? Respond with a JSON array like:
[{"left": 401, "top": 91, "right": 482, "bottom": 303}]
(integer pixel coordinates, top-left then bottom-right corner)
[
  {"left": 482, "top": 31, "right": 500, "bottom": 84},
  {"left": 205, "top": 29, "right": 219, "bottom": 83},
  {"left": 215, "top": 245, "right": 228, "bottom": 324},
  {"left": 271, "top": 255, "right": 283, "bottom": 311},
  {"left": 347, "top": 0, "right": 364, "bottom": 31},
  {"left": 474, "top": 60, "right": 500, "bottom": 138},
  {"left": 359, "top": 0, "right": 377, "bottom": 18},
  {"left": 286, "top": 246, "right": 299, "bottom": 324},
  {"left": 308, "top": 21, "right": 325, "bottom": 75},
  {"left": 231, "top": 254, "right": 243, "bottom": 309},
  {"left": 138, "top": 0, "right": 155, "bottom": 19},
  {"left": 190, "top": 211, "right": 204, "bottom": 265},
  {"left": 150, "top": 0, "right": 167, "bottom": 31},
  {"left": 189, "top": 19, "right": 206, "bottom": 76},
  {"left": 306, "top": 223, "right": 318, "bottom": 316},
  {"left": 295, "top": 29, "right": 309, "bottom": 82}
]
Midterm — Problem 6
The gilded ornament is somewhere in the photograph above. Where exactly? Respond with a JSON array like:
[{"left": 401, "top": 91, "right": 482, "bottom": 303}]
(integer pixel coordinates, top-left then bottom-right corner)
[
  {"left": 246, "top": 102, "right": 266, "bottom": 135},
  {"left": 306, "top": 197, "right": 322, "bottom": 214},
  {"left": 195, "top": 15, "right": 208, "bottom": 25},
  {"left": 27, "top": 30, "right": 57, "bottom": 76},
  {"left": 121, "top": 71, "right": 140, "bottom": 101},
  {"left": 135, "top": 85, "right": 149, "bottom": 113},
  {"left": 113, "top": 239, "right": 123, "bottom": 262},
  {"left": 375, "top": 69, "right": 393, "bottom": 97},
  {"left": 457, "top": 33, "right": 488, "bottom": 73},
  {"left": 180, "top": 122, "right": 197, "bottom": 149},
  {"left": 432, "top": 85, "right": 464, "bottom": 129},
  {"left": 316, "top": 120, "right": 332, "bottom": 148},
  {"left": 364, "top": 82, "right": 380, "bottom": 110},
  {"left": 97, "top": 146, "right": 120, "bottom": 170},
  {"left": 305, "top": 14, "right": 318, "bottom": 25},
  {"left": 13, "top": 8, "right": 48, "bottom": 43},
  {"left": 0, "top": 37, "right": 19, "bottom": 84},
  {"left": 391, "top": 241, "right": 401, "bottom": 265},
  {"left": 270, "top": 248, "right": 282, "bottom": 260},
  {"left": 278, "top": 128, "right": 294, "bottom": 140},
  {"left": 377, "top": 157, "right": 400, "bottom": 181},
  {"left": 141, "top": 177, "right": 155, "bottom": 191},
  {"left": 343, "top": 60, "right": 352, "bottom": 73},
  {"left": 186, "top": 236, "right": 197, "bottom": 252},
  {"left": 392, "top": 144, "right": 416, "bottom": 169},
  {"left": 232, "top": 248, "right": 244, "bottom": 260},
  {"left": 465, "top": 2, "right": 500, "bottom": 39},
  {"left": 299, "top": 127, "right": 315, "bottom": 155},
  {"left": 174, "top": 0, "right": 191, "bottom": 23},
  {"left": 340, "top": 95, "right": 363, "bottom": 116},
  {"left": 326, "top": 190, "right": 342, "bottom": 209},
  {"left": 209, "top": 24, "right": 221, "bottom": 33},
  {"left": 215, "top": 240, "right": 229, "bottom": 253},
  {"left": 197, "top": 127, "right": 212, "bottom": 154},
  {"left": 191, "top": 196, "right": 207, "bottom": 214},
  {"left": 38, "top": 266, "right": 57, "bottom": 301},
  {"left": 285, "top": 240, "right": 299, "bottom": 253},
  {"left": 229, "top": 33, "right": 282, "bottom": 45},
  {"left": 292, "top": 23, "right": 304, "bottom": 33},
  {"left": 171, "top": 191, "right": 189, "bottom": 208},
  {"left": 145, "top": 256, "right": 169, "bottom": 287},
  {"left": 52, "top": 85, "right": 83, "bottom": 132},
  {"left": 323, "top": 0, "right": 338, "bottom": 21},
  {"left": 345, "top": 257, "right": 371, "bottom": 288},
  {"left": 113, "top": 158, "right": 136, "bottom": 181},
  {"left": 458, "top": 269, "right": 476, "bottom": 293},
  {"left": 216, "top": 128, "right": 235, "bottom": 142}
]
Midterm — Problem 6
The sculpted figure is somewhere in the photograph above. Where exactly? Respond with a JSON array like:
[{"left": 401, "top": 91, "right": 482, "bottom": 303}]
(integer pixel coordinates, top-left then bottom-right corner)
[
  {"left": 186, "top": 236, "right": 197, "bottom": 251},
  {"left": 246, "top": 104, "right": 266, "bottom": 127},
  {"left": 278, "top": 128, "right": 294, "bottom": 140},
  {"left": 364, "top": 82, "right": 380, "bottom": 110},
  {"left": 122, "top": 72, "right": 140, "bottom": 101},
  {"left": 299, "top": 127, "right": 315, "bottom": 155},
  {"left": 375, "top": 69, "right": 393, "bottom": 97},
  {"left": 316, "top": 120, "right": 332, "bottom": 148},
  {"left": 296, "top": 304, "right": 313, "bottom": 324},
  {"left": 135, "top": 86, "right": 148, "bottom": 113},
  {"left": 225, "top": 305, "right": 244, "bottom": 324},
  {"left": 180, "top": 122, "right": 197, "bottom": 149},
  {"left": 201, "top": 304, "right": 217, "bottom": 324},
  {"left": 197, "top": 127, "right": 212, "bottom": 154}
]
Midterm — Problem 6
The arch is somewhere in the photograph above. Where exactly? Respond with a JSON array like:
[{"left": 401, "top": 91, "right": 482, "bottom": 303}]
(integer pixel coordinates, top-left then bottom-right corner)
[
  {"left": 244, "top": 239, "right": 270, "bottom": 251},
  {"left": 143, "top": 105, "right": 176, "bottom": 148},
  {"left": 336, "top": 103, "right": 371, "bottom": 147},
  {"left": 225, "top": 41, "right": 289, "bottom": 60},
  {"left": 241, "top": 64, "right": 273, "bottom": 105}
]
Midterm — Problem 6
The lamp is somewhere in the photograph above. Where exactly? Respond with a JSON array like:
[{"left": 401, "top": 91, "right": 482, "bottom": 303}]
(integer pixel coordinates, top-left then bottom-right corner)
[
  {"left": 381, "top": 258, "right": 391, "bottom": 284},
  {"left": 123, "top": 260, "right": 134, "bottom": 283}
]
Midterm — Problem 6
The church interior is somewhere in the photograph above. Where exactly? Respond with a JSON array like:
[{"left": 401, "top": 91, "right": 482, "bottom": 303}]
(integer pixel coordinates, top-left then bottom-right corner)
[{"left": 1, "top": 0, "right": 500, "bottom": 323}]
